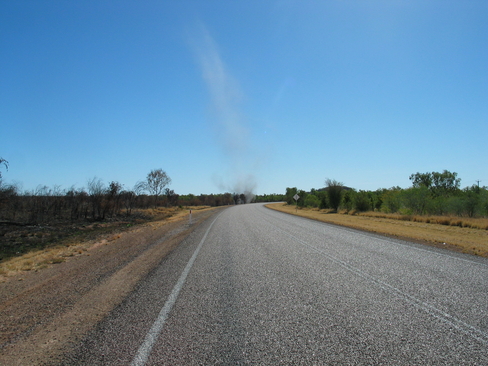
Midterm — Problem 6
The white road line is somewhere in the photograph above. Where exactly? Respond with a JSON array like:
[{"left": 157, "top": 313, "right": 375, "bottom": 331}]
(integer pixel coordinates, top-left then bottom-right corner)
[
  {"left": 264, "top": 206, "right": 488, "bottom": 268},
  {"left": 130, "top": 213, "right": 221, "bottom": 366}
]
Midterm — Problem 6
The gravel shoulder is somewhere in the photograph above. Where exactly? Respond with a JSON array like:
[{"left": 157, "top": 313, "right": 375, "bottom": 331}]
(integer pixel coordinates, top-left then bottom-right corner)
[{"left": 0, "top": 207, "right": 225, "bottom": 366}]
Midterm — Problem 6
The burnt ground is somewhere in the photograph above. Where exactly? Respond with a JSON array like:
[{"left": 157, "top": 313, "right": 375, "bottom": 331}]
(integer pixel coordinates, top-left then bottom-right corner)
[{"left": 0, "top": 207, "right": 225, "bottom": 365}]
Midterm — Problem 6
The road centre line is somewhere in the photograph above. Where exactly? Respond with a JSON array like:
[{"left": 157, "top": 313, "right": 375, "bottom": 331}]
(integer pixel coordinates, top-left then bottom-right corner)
[
  {"left": 130, "top": 212, "right": 222, "bottom": 366},
  {"left": 267, "top": 220, "right": 488, "bottom": 346}
]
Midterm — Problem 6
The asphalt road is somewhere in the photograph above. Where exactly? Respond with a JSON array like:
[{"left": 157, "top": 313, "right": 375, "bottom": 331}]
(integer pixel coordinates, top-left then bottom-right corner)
[{"left": 65, "top": 203, "right": 488, "bottom": 365}]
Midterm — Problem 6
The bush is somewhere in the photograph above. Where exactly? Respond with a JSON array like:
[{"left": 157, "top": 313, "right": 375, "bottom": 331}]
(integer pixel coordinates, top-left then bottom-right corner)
[
  {"left": 354, "top": 191, "right": 371, "bottom": 212},
  {"left": 316, "top": 192, "right": 327, "bottom": 209},
  {"left": 401, "top": 186, "right": 431, "bottom": 215},
  {"left": 325, "top": 179, "right": 343, "bottom": 212},
  {"left": 304, "top": 194, "right": 320, "bottom": 208},
  {"left": 285, "top": 187, "right": 298, "bottom": 205},
  {"left": 381, "top": 188, "right": 402, "bottom": 213}
]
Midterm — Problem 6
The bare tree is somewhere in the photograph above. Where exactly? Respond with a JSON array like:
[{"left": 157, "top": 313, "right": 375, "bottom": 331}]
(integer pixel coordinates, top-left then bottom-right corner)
[
  {"left": 107, "top": 181, "right": 123, "bottom": 217},
  {"left": 165, "top": 188, "right": 179, "bottom": 207},
  {"left": 121, "top": 190, "right": 136, "bottom": 216},
  {"left": 0, "top": 157, "right": 8, "bottom": 181},
  {"left": 87, "top": 177, "right": 106, "bottom": 220},
  {"left": 138, "top": 169, "right": 171, "bottom": 207}
]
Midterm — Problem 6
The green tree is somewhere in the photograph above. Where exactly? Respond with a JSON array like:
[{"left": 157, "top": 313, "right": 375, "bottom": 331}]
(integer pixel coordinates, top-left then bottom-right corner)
[
  {"left": 297, "top": 189, "right": 307, "bottom": 208},
  {"left": 372, "top": 189, "right": 383, "bottom": 211},
  {"left": 402, "top": 186, "right": 430, "bottom": 214},
  {"left": 285, "top": 187, "right": 298, "bottom": 205},
  {"left": 354, "top": 190, "right": 371, "bottom": 212},
  {"left": 342, "top": 190, "right": 353, "bottom": 211},
  {"left": 407, "top": 170, "right": 462, "bottom": 214},
  {"left": 381, "top": 187, "right": 402, "bottom": 213},
  {"left": 409, "top": 172, "right": 432, "bottom": 189},
  {"left": 409, "top": 170, "right": 460, "bottom": 198},
  {"left": 462, "top": 185, "right": 481, "bottom": 217},
  {"left": 325, "top": 179, "right": 343, "bottom": 212},
  {"left": 304, "top": 194, "right": 320, "bottom": 208},
  {"left": 431, "top": 170, "right": 461, "bottom": 197},
  {"left": 317, "top": 191, "right": 328, "bottom": 209},
  {"left": 481, "top": 187, "right": 488, "bottom": 216}
]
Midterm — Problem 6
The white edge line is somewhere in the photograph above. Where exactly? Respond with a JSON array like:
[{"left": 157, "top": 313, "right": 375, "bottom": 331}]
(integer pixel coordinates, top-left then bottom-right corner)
[
  {"left": 277, "top": 226, "right": 488, "bottom": 345},
  {"left": 265, "top": 205, "right": 488, "bottom": 268},
  {"left": 130, "top": 213, "right": 222, "bottom": 366}
]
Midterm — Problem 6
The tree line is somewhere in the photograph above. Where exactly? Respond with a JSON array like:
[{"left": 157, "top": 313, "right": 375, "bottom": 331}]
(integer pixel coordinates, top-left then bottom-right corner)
[
  {"left": 0, "top": 167, "right": 253, "bottom": 225},
  {"left": 286, "top": 171, "right": 488, "bottom": 218}
]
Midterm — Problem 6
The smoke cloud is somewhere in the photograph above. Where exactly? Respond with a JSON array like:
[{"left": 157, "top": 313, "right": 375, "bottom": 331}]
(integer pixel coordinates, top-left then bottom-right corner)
[{"left": 191, "top": 24, "right": 257, "bottom": 199}]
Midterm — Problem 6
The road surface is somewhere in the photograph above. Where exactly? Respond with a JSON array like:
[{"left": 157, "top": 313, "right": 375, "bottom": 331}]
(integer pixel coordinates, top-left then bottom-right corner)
[{"left": 65, "top": 203, "right": 488, "bottom": 365}]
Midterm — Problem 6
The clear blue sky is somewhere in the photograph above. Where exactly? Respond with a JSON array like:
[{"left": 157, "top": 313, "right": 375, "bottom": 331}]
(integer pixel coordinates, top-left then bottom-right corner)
[{"left": 2, "top": 1, "right": 487, "bottom": 195}]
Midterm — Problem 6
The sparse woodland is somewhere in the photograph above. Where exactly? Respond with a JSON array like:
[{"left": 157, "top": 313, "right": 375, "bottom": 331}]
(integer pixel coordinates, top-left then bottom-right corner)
[
  {"left": 283, "top": 170, "right": 488, "bottom": 224},
  {"left": 1, "top": 162, "right": 486, "bottom": 262},
  {"left": 0, "top": 168, "right": 249, "bottom": 226},
  {"left": 0, "top": 165, "right": 252, "bottom": 261}
]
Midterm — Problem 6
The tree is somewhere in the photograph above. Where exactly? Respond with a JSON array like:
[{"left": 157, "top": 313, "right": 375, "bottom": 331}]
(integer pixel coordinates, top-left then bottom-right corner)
[
  {"left": 402, "top": 186, "right": 430, "bottom": 214},
  {"left": 107, "top": 181, "right": 123, "bottom": 216},
  {"left": 285, "top": 187, "right": 298, "bottom": 205},
  {"left": 342, "top": 190, "right": 353, "bottom": 211},
  {"left": 0, "top": 157, "right": 8, "bottom": 181},
  {"left": 462, "top": 185, "right": 481, "bottom": 218},
  {"left": 297, "top": 189, "right": 307, "bottom": 208},
  {"left": 304, "top": 194, "right": 320, "bottom": 208},
  {"left": 120, "top": 190, "right": 136, "bottom": 216},
  {"left": 137, "top": 169, "right": 171, "bottom": 207},
  {"left": 317, "top": 191, "right": 328, "bottom": 209},
  {"left": 354, "top": 190, "right": 371, "bottom": 212},
  {"left": 325, "top": 179, "right": 343, "bottom": 212},
  {"left": 409, "top": 172, "right": 432, "bottom": 189},
  {"left": 381, "top": 187, "right": 402, "bottom": 213},
  {"left": 431, "top": 170, "right": 461, "bottom": 197},
  {"left": 409, "top": 170, "right": 460, "bottom": 198},
  {"left": 87, "top": 177, "right": 106, "bottom": 220},
  {"left": 165, "top": 188, "right": 179, "bottom": 207}
]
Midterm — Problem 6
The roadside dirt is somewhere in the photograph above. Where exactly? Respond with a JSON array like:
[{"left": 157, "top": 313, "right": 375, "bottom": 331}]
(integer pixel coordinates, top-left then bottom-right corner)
[{"left": 0, "top": 207, "right": 225, "bottom": 366}]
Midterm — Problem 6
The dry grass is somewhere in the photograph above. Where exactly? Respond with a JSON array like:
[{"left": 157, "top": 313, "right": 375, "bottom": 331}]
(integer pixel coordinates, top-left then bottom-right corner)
[
  {"left": 0, "top": 244, "right": 84, "bottom": 278},
  {"left": 266, "top": 203, "right": 488, "bottom": 258},
  {"left": 0, "top": 206, "right": 213, "bottom": 281},
  {"left": 355, "top": 211, "right": 488, "bottom": 230}
]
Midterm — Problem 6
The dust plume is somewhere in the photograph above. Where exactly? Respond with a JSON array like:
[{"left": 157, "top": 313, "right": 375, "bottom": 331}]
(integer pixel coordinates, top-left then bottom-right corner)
[{"left": 191, "top": 24, "right": 257, "bottom": 199}]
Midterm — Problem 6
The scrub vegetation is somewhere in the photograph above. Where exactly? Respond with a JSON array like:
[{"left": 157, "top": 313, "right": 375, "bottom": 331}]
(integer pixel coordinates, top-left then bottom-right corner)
[
  {"left": 284, "top": 170, "right": 488, "bottom": 219},
  {"left": 274, "top": 170, "right": 488, "bottom": 257},
  {"left": 0, "top": 167, "right": 247, "bottom": 262}
]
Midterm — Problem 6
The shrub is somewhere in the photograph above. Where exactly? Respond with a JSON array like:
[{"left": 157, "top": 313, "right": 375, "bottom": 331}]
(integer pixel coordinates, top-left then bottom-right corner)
[
  {"left": 304, "top": 194, "right": 320, "bottom": 208},
  {"left": 354, "top": 191, "right": 371, "bottom": 212},
  {"left": 318, "top": 192, "right": 328, "bottom": 210},
  {"left": 325, "top": 179, "right": 343, "bottom": 212},
  {"left": 381, "top": 188, "right": 402, "bottom": 213}
]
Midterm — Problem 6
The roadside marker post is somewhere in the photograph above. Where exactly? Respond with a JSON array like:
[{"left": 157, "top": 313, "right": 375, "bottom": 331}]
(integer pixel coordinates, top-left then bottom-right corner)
[{"left": 189, "top": 209, "right": 192, "bottom": 225}]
